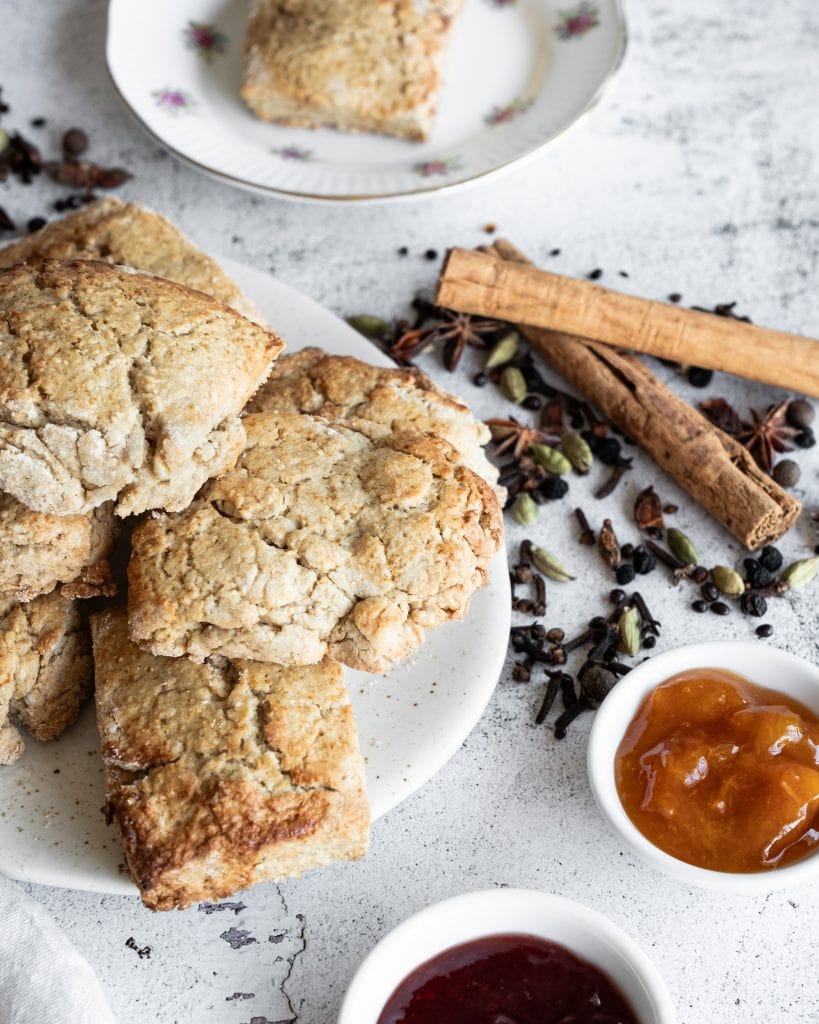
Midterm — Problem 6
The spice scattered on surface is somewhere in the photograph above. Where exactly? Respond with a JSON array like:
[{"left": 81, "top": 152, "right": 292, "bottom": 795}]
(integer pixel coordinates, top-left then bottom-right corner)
[{"left": 125, "top": 937, "right": 152, "bottom": 959}]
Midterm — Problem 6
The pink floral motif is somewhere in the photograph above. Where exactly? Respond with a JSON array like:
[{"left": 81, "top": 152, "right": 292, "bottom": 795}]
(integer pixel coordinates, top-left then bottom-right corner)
[
  {"left": 414, "top": 157, "right": 462, "bottom": 177},
  {"left": 485, "top": 96, "right": 533, "bottom": 126},
  {"left": 184, "top": 21, "right": 227, "bottom": 62},
  {"left": 555, "top": 1, "right": 600, "bottom": 38},
  {"left": 152, "top": 88, "right": 196, "bottom": 113},
  {"left": 271, "top": 145, "right": 313, "bottom": 161}
]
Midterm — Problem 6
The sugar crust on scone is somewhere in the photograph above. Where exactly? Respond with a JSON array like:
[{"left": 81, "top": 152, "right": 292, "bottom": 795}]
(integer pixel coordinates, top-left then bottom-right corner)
[
  {"left": 240, "top": 0, "right": 463, "bottom": 141},
  {"left": 0, "top": 592, "right": 92, "bottom": 764},
  {"left": 246, "top": 347, "right": 502, "bottom": 496},
  {"left": 92, "top": 608, "right": 369, "bottom": 911},
  {"left": 128, "top": 411, "right": 503, "bottom": 672},
  {"left": 0, "top": 197, "right": 263, "bottom": 322},
  {"left": 0, "top": 260, "right": 283, "bottom": 518},
  {"left": 0, "top": 494, "right": 116, "bottom": 600}
]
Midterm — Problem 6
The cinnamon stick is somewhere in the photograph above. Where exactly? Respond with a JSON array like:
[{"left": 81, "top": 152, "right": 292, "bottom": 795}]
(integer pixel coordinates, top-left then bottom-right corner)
[
  {"left": 436, "top": 247, "right": 819, "bottom": 398},
  {"left": 468, "top": 240, "right": 801, "bottom": 550}
]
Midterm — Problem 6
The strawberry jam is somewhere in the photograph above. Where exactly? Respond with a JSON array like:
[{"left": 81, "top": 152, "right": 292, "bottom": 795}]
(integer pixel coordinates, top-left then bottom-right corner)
[{"left": 375, "top": 933, "right": 639, "bottom": 1024}]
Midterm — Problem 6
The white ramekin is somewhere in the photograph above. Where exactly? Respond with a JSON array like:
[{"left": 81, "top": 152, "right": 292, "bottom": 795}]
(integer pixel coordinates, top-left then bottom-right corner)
[
  {"left": 588, "top": 640, "right": 819, "bottom": 893},
  {"left": 338, "top": 888, "right": 676, "bottom": 1024}
]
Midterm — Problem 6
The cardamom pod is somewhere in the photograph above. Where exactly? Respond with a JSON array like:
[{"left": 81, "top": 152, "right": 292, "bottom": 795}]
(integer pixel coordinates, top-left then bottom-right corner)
[
  {"left": 346, "top": 314, "right": 390, "bottom": 338},
  {"left": 531, "top": 545, "right": 575, "bottom": 582},
  {"left": 484, "top": 330, "right": 519, "bottom": 370},
  {"left": 530, "top": 442, "right": 572, "bottom": 475},
  {"left": 711, "top": 565, "right": 745, "bottom": 597},
  {"left": 511, "top": 492, "right": 539, "bottom": 526},
  {"left": 667, "top": 528, "right": 699, "bottom": 567},
  {"left": 618, "top": 606, "right": 642, "bottom": 657},
  {"left": 782, "top": 556, "right": 819, "bottom": 590},
  {"left": 560, "top": 431, "right": 593, "bottom": 474},
  {"left": 500, "top": 366, "right": 527, "bottom": 404}
]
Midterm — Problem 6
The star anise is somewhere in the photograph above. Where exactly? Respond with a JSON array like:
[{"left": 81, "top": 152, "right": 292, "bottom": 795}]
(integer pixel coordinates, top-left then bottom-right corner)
[
  {"left": 736, "top": 399, "right": 798, "bottom": 473},
  {"left": 390, "top": 307, "right": 505, "bottom": 370},
  {"left": 485, "top": 417, "right": 558, "bottom": 459}
]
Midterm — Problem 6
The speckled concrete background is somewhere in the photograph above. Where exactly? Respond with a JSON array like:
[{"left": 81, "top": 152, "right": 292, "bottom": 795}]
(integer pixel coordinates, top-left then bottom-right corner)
[{"left": 2, "top": 1, "right": 819, "bottom": 1021}]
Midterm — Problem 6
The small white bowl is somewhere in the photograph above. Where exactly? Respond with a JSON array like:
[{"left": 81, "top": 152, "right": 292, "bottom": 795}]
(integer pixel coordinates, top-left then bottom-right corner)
[
  {"left": 338, "top": 888, "right": 676, "bottom": 1024},
  {"left": 588, "top": 640, "right": 819, "bottom": 893}
]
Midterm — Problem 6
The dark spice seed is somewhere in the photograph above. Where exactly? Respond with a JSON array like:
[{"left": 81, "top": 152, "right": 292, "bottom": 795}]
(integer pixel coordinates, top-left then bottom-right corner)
[
  {"left": 756, "top": 624, "right": 774, "bottom": 638},
  {"left": 643, "top": 634, "right": 657, "bottom": 649},
  {"left": 711, "top": 601, "right": 730, "bottom": 616},
  {"left": 786, "top": 399, "right": 814, "bottom": 429},
  {"left": 588, "top": 268, "right": 603, "bottom": 280},
  {"left": 549, "top": 248, "right": 561, "bottom": 256},
  {"left": 512, "top": 663, "right": 531, "bottom": 682},
  {"left": 701, "top": 582, "right": 719, "bottom": 602},
  {"left": 742, "top": 557, "right": 758, "bottom": 573},
  {"left": 397, "top": 246, "right": 409, "bottom": 256},
  {"left": 62, "top": 127, "right": 89, "bottom": 156},
  {"left": 740, "top": 592, "right": 768, "bottom": 617},
  {"left": 686, "top": 366, "right": 713, "bottom": 388},
  {"left": 473, "top": 372, "right": 488, "bottom": 387},
  {"left": 615, "top": 563, "right": 635, "bottom": 585},
  {"left": 539, "top": 476, "right": 569, "bottom": 501},
  {"left": 589, "top": 616, "right": 607, "bottom": 629},
  {"left": 773, "top": 459, "right": 801, "bottom": 488},
  {"left": 794, "top": 426, "right": 816, "bottom": 448},
  {"left": 668, "top": 293, "right": 682, "bottom": 304},
  {"left": 618, "top": 270, "right": 629, "bottom": 278},
  {"left": 620, "top": 543, "right": 635, "bottom": 559},
  {"left": 609, "top": 588, "right": 626, "bottom": 604},
  {"left": 596, "top": 437, "right": 622, "bottom": 465},
  {"left": 424, "top": 248, "right": 438, "bottom": 261},
  {"left": 27, "top": 216, "right": 46, "bottom": 232},
  {"left": 692, "top": 600, "right": 709, "bottom": 613},
  {"left": 633, "top": 550, "right": 656, "bottom": 575},
  {"left": 30, "top": 116, "right": 46, "bottom": 128},
  {"left": 747, "top": 566, "right": 774, "bottom": 589},
  {"left": 759, "top": 546, "right": 783, "bottom": 572},
  {"left": 692, "top": 566, "right": 709, "bottom": 583},
  {"left": 522, "top": 395, "right": 542, "bottom": 410}
]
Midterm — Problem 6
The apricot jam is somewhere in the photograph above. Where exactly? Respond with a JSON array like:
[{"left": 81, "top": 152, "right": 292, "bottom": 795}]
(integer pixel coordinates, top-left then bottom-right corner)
[{"left": 615, "top": 668, "right": 819, "bottom": 872}]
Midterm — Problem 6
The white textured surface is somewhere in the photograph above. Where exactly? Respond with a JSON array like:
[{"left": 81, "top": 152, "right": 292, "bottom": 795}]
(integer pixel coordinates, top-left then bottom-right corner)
[{"left": 1, "top": 1, "right": 819, "bottom": 1022}]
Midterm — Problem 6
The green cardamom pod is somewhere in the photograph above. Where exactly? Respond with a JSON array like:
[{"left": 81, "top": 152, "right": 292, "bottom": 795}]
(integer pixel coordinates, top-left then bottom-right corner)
[
  {"left": 511, "top": 492, "right": 539, "bottom": 526},
  {"left": 0, "top": 128, "right": 9, "bottom": 153},
  {"left": 711, "top": 565, "right": 745, "bottom": 597},
  {"left": 531, "top": 545, "right": 575, "bottom": 582},
  {"left": 782, "top": 556, "right": 819, "bottom": 590},
  {"left": 530, "top": 442, "right": 572, "bottom": 475},
  {"left": 346, "top": 314, "right": 390, "bottom": 338},
  {"left": 484, "top": 330, "right": 520, "bottom": 370},
  {"left": 500, "top": 366, "right": 527, "bottom": 404},
  {"left": 618, "top": 606, "right": 642, "bottom": 657},
  {"left": 560, "top": 431, "right": 594, "bottom": 474},
  {"left": 667, "top": 528, "right": 699, "bottom": 567}
]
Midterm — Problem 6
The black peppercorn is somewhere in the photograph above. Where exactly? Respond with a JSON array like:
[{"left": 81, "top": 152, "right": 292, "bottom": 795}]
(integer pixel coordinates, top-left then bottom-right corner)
[
  {"left": 588, "top": 268, "right": 603, "bottom": 280},
  {"left": 633, "top": 550, "right": 656, "bottom": 574},
  {"left": 773, "top": 459, "right": 801, "bottom": 488},
  {"left": 522, "top": 395, "right": 542, "bottom": 411},
  {"left": 756, "top": 623, "right": 774, "bottom": 638},
  {"left": 746, "top": 565, "right": 774, "bottom": 589},
  {"left": 691, "top": 566, "right": 709, "bottom": 583},
  {"left": 794, "top": 426, "right": 816, "bottom": 449},
  {"left": 615, "top": 563, "right": 635, "bottom": 585},
  {"left": 609, "top": 588, "right": 626, "bottom": 604},
  {"left": 473, "top": 372, "right": 488, "bottom": 387},
  {"left": 686, "top": 366, "right": 713, "bottom": 388},
  {"left": 424, "top": 248, "right": 438, "bottom": 260},
  {"left": 758, "top": 546, "right": 783, "bottom": 572},
  {"left": 597, "top": 437, "right": 622, "bottom": 466},
  {"left": 620, "top": 543, "right": 635, "bottom": 560},
  {"left": 581, "top": 429, "right": 602, "bottom": 453},
  {"left": 786, "top": 399, "right": 814, "bottom": 429},
  {"left": 692, "top": 600, "right": 709, "bottom": 613},
  {"left": 397, "top": 246, "right": 409, "bottom": 256},
  {"left": 27, "top": 216, "right": 46, "bottom": 233},
  {"left": 711, "top": 601, "right": 730, "bottom": 616},
  {"left": 643, "top": 635, "right": 657, "bottom": 649},
  {"left": 538, "top": 476, "right": 569, "bottom": 501},
  {"left": 668, "top": 292, "right": 682, "bottom": 303},
  {"left": 701, "top": 582, "right": 719, "bottom": 602},
  {"left": 740, "top": 592, "right": 768, "bottom": 617}
]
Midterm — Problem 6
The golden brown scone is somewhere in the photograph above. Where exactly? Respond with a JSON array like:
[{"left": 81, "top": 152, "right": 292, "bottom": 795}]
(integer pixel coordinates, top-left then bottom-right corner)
[
  {"left": 0, "top": 495, "right": 116, "bottom": 600},
  {"left": 92, "top": 608, "right": 369, "bottom": 911},
  {"left": 128, "top": 411, "right": 503, "bottom": 672},
  {"left": 0, "top": 260, "right": 283, "bottom": 517},
  {"left": 240, "top": 0, "right": 463, "bottom": 141},
  {"left": 0, "top": 592, "right": 92, "bottom": 764},
  {"left": 246, "top": 348, "right": 502, "bottom": 496},
  {"left": 0, "top": 197, "right": 262, "bottom": 322}
]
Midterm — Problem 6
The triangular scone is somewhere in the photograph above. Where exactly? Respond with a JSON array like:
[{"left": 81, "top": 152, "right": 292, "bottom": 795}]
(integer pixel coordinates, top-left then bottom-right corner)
[
  {"left": 0, "top": 592, "right": 92, "bottom": 764},
  {"left": 0, "top": 197, "right": 262, "bottom": 322},
  {"left": 128, "top": 411, "right": 502, "bottom": 672},
  {"left": 0, "top": 494, "right": 116, "bottom": 600},
  {"left": 0, "top": 260, "right": 283, "bottom": 517},
  {"left": 246, "top": 348, "right": 502, "bottom": 497},
  {"left": 92, "top": 608, "right": 369, "bottom": 911},
  {"left": 241, "top": 0, "right": 463, "bottom": 141}
]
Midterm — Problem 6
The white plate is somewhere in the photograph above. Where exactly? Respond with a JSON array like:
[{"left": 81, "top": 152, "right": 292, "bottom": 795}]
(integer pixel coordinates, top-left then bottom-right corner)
[
  {"left": 0, "top": 257, "right": 510, "bottom": 894},
  {"left": 106, "top": 0, "right": 627, "bottom": 203}
]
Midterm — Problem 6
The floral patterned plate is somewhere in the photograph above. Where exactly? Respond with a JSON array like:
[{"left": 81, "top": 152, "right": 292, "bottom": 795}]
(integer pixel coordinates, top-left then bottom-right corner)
[{"left": 106, "top": 0, "right": 626, "bottom": 202}]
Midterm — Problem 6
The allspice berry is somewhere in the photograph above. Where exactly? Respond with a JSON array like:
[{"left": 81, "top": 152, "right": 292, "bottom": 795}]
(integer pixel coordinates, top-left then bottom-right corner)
[
  {"left": 62, "top": 127, "right": 89, "bottom": 156},
  {"left": 786, "top": 399, "right": 815, "bottom": 429},
  {"left": 772, "top": 459, "right": 801, "bottom": 488}
]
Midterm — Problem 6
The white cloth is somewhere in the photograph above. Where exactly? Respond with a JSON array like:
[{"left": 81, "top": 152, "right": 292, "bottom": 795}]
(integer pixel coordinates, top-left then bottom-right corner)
[{"left": 0, "top": 873, "right": 117, "bottom": 1024}]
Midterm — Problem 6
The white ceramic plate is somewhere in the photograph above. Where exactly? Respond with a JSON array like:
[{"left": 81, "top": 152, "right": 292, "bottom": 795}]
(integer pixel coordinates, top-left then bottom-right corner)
[
  {"left": 0, "top": 257, "right": 510, "bottom": 894},
  {"left": 106, "top": 0, "right": 627, "bottom": 202}
]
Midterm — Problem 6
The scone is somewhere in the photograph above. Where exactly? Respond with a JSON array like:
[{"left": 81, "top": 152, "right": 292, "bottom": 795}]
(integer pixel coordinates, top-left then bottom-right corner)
[
  {"left": 0, "top": 592, "right": 92, "bottom": 764},
  {"left": 0, "top": 494, "right": 116, "bottom": 600},
  {"left": 240, "top": 0, "right": 463, "bottom": 141},
  {"left": 128, "top": 411, "right": 503, "bottom": 672},
  {"left": 0, "top": 260, "right": 283, "bottom": 517},
  {"left": 246, "top": 348, "right": 502, "bottom": 496},
  {"left": 92, "top": 608, "right": 369, "bottom": 911},
  {"left": 0, "top": 197, "right": 262, "bottom": 322}
]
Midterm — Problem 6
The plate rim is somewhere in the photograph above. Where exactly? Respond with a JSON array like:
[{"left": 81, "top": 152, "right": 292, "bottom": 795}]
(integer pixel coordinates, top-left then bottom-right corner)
[{"left": 104, "top": 0, "right": 629, "bottom": 205}]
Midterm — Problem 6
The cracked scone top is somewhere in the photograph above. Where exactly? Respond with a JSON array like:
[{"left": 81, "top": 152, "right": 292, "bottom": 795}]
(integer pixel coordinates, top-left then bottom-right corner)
[
  {"left": 0, "top": 260, "right": 283, "bottom": 517},
  {"left": 93, "top": 608, "right": 369, "bottom": 911},
  {"left": 128, "top": 411, "right": 503, "bottom": 672},
  {"left": 246, "top": 347, "right": 502, "bottom": 496}
]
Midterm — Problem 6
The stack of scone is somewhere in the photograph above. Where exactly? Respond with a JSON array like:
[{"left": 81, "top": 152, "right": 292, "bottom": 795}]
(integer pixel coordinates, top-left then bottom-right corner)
[{"left": 0, "top": 199, "right": 502, "bottom": 910}]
